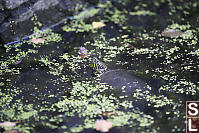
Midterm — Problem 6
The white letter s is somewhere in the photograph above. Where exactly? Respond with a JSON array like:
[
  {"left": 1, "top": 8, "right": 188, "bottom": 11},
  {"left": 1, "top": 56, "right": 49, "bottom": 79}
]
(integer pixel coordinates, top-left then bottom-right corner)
[{"left": 188, "top": 103, "right": 198, "bottom": 116}]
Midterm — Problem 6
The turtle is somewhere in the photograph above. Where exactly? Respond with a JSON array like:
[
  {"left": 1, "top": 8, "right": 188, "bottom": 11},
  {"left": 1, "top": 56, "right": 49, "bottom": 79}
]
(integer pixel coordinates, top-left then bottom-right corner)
[
  {"left": 92, "top": 57, "right": 151, "bottom": 94},
  {"left": 91, "top": 57, "right": 156, "bottom": 112}
]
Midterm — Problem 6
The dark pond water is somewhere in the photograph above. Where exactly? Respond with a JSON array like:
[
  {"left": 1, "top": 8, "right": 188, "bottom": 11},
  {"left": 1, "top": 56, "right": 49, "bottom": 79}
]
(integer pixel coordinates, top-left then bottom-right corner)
[{"left": 0, "top": 0, "right": 199, "bottom": 133}]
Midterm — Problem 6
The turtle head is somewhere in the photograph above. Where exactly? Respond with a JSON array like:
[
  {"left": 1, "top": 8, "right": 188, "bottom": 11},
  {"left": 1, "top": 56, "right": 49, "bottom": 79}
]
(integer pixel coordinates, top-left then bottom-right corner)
[{"left": 92, "top": 57, "right": 107, "bottom": 75}]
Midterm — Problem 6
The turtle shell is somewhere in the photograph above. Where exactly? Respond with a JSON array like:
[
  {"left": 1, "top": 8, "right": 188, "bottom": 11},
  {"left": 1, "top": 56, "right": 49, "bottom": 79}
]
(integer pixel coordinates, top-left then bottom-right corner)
[
  {"left": 100, "top": 69, "right": 149, "bottom": 94},
  {"left": 100, "top": 69, "right": 154, "bottom": 112}
]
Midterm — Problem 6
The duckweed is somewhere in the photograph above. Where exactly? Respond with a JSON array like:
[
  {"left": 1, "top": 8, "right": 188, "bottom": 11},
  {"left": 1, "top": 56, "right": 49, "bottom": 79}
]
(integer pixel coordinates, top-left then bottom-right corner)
[{"left": 0, "top": 0, "right": 199, "bottom": 133}]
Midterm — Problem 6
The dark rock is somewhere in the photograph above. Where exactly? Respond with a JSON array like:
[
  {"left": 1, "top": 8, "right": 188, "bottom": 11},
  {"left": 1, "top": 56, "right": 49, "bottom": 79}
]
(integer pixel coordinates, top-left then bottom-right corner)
[
  {"left": 3, "top": 0, "right": 29, "bottom": 9},
  {"left": 60, "top": 0, "right": 84, "bottom": 12},
  {"left": 0, "top": 0, "right": 4, "bottom": 11},
  {"left": 10, "top": 1, "right": 33, "bottom": 19},
  {"left": 9, "top": 0, "right": 59, "bottom": 21},
  {"left": 0, "top": 0, "right": 98, "bottom": 44},
  {"left": 0, "top": 0, "right": 61, "bottom": 43},
  {"left": 0, "top": 12, "right": 5, "bottom": 24},
  {"left": 83, "top": 0, "right": 99, "bottom": 5}
]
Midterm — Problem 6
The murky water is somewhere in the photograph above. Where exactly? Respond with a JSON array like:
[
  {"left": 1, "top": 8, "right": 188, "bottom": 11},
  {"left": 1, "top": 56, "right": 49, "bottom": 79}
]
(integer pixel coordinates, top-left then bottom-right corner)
[{"left": 0, "top": 0, "right": 199, "bottom": 133}]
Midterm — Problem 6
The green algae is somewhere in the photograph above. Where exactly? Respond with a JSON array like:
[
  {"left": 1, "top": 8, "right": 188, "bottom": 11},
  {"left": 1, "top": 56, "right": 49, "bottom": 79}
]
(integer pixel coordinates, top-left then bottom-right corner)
[
  {"left": 62, "top": 20, "right": 92, "bottom": 33},
  {"left": 129, "top": 10, "right": 156, "bottom": 16},
  {"left": 0, "top": 0, "right": 199, "bottom": 133},
  {"left": 29, "top": 28, "right": 62, "bottom": 45},
  {"left": 29, "top": 15, "right": 62, "bottom": 45},
  {"left": 62, "top": 7, "right": 101, "bottom": 33},
  {"left": 55, "top": 81, "right": 155, "bottom": 132},
  {"left": 73, "top": 8, "right": 100, "bottom": 20},
  {"left": 195, "top": 48, "right": 199, "bottom": 56}
]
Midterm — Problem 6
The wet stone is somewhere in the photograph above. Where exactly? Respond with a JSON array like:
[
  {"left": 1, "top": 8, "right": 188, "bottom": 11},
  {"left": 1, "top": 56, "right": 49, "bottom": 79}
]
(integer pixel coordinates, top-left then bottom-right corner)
[
  {"left": 0, "top": 0, "right": 90, "bottom": 43},
  {"left": 0, "top": 12, "right": 5, "bottom": 24},
  {"left": 0, "top": 1, "right": 3, "bottom": 10},
  {"left": 4, "top": 0, "right": 29, "bottom": 9}
]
